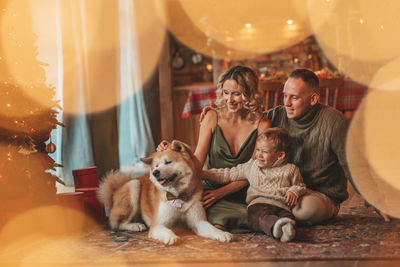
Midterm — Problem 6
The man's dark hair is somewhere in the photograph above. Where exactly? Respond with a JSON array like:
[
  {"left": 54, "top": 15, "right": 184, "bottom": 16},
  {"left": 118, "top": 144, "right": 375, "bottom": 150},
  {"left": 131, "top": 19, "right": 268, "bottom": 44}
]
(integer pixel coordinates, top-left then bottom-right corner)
[{"left": 289, "top": 69, "right": 319, "bottom": 92}]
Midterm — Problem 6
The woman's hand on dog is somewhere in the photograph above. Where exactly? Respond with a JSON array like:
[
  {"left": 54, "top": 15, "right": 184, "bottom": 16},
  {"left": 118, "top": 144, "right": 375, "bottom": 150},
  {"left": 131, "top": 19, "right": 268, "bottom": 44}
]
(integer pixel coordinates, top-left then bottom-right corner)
[
  {"left": 157, "top": 140, "right": 170, "bottom": 152},
  {"left": 202, "top": 189, "right": 224, "bottom": 209}
]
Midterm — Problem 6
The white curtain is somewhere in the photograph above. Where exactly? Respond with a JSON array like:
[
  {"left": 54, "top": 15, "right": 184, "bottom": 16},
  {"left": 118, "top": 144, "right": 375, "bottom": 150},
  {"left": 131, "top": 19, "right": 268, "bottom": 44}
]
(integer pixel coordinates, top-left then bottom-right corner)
[
  {"left": 32, "top": 0, "right": 156, "bottom": 186},
  {"left": 118, "top": 0, "right": 155, "bottom": 168}
]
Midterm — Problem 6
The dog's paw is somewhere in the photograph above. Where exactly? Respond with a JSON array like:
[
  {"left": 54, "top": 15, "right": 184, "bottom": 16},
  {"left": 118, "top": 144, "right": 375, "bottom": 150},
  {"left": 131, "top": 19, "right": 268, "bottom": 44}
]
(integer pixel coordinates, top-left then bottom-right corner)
[
  {"left": 149, "top": 228, "right": 179, "bottom": 245},
  {"left": 160, "top": 233, "right": 179, "bottom": 245},
  {"left": 120, "top": 223, "right": 147, "bottom": 232},
  {"left": 212, "top": 231, "right": 233, "bottom": 242}
]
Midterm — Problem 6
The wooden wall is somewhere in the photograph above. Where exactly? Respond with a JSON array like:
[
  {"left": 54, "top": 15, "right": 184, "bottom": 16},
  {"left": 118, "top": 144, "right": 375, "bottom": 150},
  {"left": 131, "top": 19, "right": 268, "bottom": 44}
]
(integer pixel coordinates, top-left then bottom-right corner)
[
  {"left": 157, "top": 34, "right": 353, "bottom": 151},
  {"left": 172, "top": 89, "right": 201, "bottom": 150}
]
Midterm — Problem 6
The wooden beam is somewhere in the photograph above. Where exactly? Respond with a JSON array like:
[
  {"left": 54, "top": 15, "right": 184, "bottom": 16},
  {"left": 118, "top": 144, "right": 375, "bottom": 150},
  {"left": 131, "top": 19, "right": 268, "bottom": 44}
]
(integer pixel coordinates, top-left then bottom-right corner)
[{"left": 158, "top": 34, "right": 174, "bottom": 141}]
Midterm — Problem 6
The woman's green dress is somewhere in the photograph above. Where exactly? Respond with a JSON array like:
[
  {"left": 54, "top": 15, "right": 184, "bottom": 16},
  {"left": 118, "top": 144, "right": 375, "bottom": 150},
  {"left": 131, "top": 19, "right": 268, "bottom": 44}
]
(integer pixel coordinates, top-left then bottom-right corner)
[{"left": 203, "top": 124, "right": 258, "bottom": 233}]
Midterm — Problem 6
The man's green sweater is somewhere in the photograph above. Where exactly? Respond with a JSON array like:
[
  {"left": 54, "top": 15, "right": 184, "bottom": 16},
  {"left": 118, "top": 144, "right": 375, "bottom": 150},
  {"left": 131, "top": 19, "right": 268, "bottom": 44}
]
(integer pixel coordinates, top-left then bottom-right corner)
[{"left": 263, "top": 103, "right": 349, "bottom": 204}]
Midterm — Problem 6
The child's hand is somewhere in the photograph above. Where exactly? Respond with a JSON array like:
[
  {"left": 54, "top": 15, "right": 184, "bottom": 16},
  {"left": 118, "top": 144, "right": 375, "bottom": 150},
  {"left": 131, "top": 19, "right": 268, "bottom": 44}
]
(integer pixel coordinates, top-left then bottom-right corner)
[{"left": 284, "top": 191, "right": 298, "bottom": 207}]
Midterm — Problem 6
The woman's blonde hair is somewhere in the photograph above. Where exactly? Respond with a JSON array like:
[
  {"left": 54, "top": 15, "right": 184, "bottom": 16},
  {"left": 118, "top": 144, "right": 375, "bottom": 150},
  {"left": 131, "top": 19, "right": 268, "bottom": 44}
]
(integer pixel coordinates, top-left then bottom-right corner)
[{"left": 215, "top": 65, "right": 264, "bottom": 122}]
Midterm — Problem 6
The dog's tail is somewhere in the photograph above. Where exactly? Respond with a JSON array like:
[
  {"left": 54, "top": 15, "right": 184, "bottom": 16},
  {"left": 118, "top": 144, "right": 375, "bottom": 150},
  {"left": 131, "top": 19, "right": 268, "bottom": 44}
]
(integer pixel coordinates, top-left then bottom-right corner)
[{"left": 97, "top": 170, "right": 133, "bottom": 216}]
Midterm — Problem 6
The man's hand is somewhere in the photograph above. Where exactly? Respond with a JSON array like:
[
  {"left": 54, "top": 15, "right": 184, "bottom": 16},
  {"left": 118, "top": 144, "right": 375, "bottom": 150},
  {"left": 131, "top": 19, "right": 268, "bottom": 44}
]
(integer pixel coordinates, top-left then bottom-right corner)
[
  {"left": 156, "top": 140, "right": 170, "bottom": 152},
  {"left": 199, "top": 101, "right": 217, "bottom": 122},
  {"left": 202, "top": 189, "right": 224, "bottom": 209},
  {"left": 284, "top": 191, "right": 298, "bottom": 207}
]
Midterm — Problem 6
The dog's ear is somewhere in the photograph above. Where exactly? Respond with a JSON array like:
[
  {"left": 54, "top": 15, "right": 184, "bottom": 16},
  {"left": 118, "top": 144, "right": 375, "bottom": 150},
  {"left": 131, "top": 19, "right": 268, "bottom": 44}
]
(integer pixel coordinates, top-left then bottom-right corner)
[
  {"left": 170, "top": 140, "right": 187, "bottom": 152},
  {"left": 140, "top": 156, "right": 153, "bottom": 165}
]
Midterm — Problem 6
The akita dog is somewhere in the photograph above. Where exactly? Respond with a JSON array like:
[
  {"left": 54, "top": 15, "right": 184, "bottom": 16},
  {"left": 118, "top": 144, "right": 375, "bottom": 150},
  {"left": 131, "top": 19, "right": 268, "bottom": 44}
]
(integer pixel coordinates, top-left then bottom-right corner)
[{"left": 97, "top": 140, "right": 233, "bottom": 245}]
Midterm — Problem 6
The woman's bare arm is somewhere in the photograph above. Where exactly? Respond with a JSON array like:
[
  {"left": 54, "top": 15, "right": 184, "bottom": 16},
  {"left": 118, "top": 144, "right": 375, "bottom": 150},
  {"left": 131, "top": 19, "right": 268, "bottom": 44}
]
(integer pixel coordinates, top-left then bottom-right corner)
[{"left": 193, "top": 110, "right": 218, "bottom": 166}]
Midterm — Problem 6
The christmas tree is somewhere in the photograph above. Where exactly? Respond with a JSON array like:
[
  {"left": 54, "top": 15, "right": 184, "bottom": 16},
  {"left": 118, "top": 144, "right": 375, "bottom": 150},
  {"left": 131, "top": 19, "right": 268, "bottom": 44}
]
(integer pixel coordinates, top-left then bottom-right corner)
[{"left": 0, "top": 1, "right": 63, "bottom": 221}]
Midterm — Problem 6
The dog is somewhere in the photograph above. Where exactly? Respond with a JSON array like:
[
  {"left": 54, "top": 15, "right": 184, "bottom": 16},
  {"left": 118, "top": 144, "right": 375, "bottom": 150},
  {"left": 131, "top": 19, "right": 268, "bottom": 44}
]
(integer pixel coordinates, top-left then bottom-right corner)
[{"left": 97, "top": 140, "right": 233, "bottom": 245}]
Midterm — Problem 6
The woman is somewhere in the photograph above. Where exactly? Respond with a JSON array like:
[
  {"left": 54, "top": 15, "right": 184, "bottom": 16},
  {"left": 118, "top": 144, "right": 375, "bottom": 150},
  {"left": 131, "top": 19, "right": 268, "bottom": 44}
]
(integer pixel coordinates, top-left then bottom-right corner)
[{"left": 158, "top": 65, "right": 270, "bottom": 233}]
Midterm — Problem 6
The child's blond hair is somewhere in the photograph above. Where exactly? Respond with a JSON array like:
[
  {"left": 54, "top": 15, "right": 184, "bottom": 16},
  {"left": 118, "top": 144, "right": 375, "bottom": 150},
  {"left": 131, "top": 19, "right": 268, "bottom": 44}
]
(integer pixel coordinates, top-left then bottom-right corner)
[{"left": 257, "top": 127, "right": 291, "bottom": 155}]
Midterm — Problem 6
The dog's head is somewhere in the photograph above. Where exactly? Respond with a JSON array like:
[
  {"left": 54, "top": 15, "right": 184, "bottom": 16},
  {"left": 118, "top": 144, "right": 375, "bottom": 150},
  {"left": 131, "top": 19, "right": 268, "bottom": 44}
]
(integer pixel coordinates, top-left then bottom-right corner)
[{"left": 140, "top": 140, "right": 200, "bottom": 195}]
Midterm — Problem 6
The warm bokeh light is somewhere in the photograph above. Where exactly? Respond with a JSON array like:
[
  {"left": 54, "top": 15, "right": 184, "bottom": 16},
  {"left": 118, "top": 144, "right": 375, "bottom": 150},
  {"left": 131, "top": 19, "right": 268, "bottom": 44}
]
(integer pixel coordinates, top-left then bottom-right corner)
[
  {"left": 60, "top": 0, "right": 166, "bottom": 114},
  {"left": 0, "top": 0, "right": 53, "bottom": 117},
  {"left": 0, "top": 205, "right": 105, "bottom": 265},
  {"left": 346, "top": 57, "right": 400, "bottom": 218},
  {"left": 154, "top": 0, "right": 260, "bottom": 60},
  {"left": 1, "top": 0, "right": 165, "bottom": 115},
  {"left": 177, "top": 0, "right": 311, "bottom": 54},
  {"left": 309, "top": 0, "right": 400, "bottom": 84},
  {"left": 128, "top": 0, "right": 166, "bottom": 85},
  {"left": 364, "top": 57, "right": 400, "bottom": 192}
]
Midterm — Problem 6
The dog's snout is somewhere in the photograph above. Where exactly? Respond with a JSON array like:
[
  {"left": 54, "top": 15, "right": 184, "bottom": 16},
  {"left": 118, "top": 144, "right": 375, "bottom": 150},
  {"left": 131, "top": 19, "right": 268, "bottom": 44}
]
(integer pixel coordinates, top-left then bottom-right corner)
[{"left": 153, "top": 169, "right": 160, "bottom": 178}]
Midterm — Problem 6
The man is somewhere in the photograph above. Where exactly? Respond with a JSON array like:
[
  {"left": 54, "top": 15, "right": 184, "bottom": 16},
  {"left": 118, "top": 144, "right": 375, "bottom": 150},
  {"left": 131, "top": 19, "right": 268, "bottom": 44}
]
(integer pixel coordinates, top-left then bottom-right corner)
[{"left": 264, "top": 69, "right": 389, "bottom": 224}]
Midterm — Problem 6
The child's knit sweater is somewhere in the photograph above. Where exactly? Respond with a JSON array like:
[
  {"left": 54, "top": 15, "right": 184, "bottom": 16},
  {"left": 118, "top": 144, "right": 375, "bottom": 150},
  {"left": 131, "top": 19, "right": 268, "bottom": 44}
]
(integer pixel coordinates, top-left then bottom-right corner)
[{"left": 203, "top": 159, "right": 306, "bottom": 211}]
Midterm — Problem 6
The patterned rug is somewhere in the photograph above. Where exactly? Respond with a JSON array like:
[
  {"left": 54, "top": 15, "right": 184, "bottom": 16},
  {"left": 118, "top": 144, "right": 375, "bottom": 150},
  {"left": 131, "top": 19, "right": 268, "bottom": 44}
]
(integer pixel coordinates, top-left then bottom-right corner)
[
  {"left": 1, "top": 205, "right": 399, "bottom": 265},
  {"left": 82, "top": 205, "right": 400, "bottom": 264}
]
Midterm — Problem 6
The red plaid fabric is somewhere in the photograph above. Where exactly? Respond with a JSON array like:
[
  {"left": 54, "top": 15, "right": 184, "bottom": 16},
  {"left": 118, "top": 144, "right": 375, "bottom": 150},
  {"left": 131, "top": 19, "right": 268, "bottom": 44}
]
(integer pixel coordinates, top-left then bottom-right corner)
[
  {"left": 319, "top": 80, "right": 367, "bottom": 110},
  {"left": 266, "top": 80, "right": 367, "bottom": 111},
  {"left": 181, "top": 86, "right": 216, "bottom": 118},
  {"left": 335, "top": 80, "right": 367, "bottom": 110},
  {"left": 181, "top": 81, "right": 367, "bottom": 117}
]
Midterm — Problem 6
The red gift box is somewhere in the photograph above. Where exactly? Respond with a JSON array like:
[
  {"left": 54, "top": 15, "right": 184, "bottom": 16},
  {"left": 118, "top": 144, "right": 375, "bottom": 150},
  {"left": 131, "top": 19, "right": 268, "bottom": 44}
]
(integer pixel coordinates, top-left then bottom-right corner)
[
  {"left": 72, "top": 166, "right": 99, "bottom": 189},
  {"left": 56, "top": 192, "right": 84, "bottom": 212},
  {"left": 72, "top": 167, "right": 104, "bottom": 224},
  {"left": 75, "top": 187, "right": 104, "bottom": 224},
  {"left": 56, "top": 192, "right": 86, "bottom": 232}
]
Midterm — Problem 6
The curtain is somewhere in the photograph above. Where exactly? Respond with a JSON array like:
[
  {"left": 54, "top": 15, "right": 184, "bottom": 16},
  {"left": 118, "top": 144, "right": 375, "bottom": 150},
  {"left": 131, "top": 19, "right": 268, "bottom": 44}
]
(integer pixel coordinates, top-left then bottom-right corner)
[
  {"left": 118, "top": 0, "right": 155, "bottom": 168},
  {"left": 33, "top": 0, "right": 156, "bottom": 186}
]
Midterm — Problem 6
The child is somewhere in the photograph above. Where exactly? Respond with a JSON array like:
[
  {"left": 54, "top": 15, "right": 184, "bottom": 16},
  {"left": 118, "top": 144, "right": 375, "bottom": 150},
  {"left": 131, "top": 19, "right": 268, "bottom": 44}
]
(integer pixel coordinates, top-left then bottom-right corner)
[{"left": 202, "top": 127, "right": 306, "bottom": 242}]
